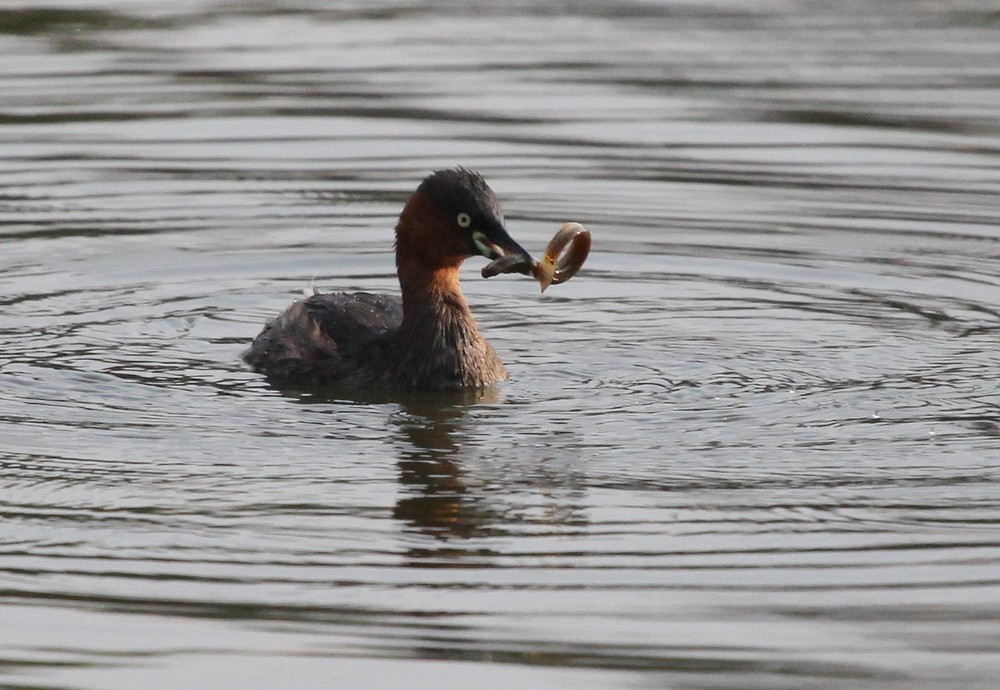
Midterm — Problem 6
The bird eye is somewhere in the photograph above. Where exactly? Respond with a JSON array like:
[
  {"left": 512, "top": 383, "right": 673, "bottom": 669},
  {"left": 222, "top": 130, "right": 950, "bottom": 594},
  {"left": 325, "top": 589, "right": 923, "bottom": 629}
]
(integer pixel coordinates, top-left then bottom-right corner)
[{"left": 456, "top": 212, "right": 472, "bottom": 228}]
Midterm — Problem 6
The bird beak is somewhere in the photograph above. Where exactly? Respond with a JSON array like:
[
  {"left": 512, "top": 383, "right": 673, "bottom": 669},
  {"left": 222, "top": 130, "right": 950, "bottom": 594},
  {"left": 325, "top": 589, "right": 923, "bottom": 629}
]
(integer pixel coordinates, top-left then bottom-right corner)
[{"left": 472, "top": 225, "right": 533, "bottom": 275}]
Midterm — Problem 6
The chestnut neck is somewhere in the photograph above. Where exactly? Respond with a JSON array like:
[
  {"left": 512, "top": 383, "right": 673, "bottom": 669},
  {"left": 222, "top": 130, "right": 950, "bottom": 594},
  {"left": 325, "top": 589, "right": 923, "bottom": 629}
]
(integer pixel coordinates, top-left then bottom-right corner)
[{"left": 397, "top": 262, "right": 473, "bottom": 328}]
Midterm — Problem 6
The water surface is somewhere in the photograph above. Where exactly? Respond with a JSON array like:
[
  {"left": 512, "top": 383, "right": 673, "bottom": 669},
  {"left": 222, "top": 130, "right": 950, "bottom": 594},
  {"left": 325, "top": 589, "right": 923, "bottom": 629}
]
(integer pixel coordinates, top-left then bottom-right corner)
[{"left": 2, "top": 2, "right": 1000, "bottom": 688}]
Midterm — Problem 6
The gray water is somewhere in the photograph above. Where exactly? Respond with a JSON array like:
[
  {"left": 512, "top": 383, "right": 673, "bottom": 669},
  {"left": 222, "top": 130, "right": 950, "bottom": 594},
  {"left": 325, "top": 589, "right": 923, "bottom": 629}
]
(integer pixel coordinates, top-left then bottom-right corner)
[{"left": 3, "top": 1, "right": 1000, "bottom": 688}]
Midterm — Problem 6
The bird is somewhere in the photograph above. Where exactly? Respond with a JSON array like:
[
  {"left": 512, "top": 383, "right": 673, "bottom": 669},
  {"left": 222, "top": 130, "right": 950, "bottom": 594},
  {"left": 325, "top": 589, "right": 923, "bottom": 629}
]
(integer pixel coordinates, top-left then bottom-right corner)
[{"left": 243, "top": 168, "right": 534, "bottom": 390}]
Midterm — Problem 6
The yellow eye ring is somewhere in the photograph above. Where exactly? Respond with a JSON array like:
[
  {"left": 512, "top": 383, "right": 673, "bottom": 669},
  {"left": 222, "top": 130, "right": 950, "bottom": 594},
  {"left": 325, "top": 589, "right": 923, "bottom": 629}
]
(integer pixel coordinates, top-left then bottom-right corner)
[{"left": 456, "top": 212, "right": 472, "bottom": 228}]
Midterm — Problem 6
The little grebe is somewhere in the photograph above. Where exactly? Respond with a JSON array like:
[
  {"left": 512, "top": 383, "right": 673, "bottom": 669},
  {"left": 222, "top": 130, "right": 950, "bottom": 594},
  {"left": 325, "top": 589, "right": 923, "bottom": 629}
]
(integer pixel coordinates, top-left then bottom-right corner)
[{"left": 244, "top": 168, "right": 536, "bottom": 390}]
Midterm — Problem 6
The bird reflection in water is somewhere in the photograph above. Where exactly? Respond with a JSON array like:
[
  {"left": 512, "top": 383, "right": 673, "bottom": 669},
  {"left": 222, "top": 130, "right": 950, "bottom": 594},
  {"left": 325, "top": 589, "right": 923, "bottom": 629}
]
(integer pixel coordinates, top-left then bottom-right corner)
[
  {"left": 283, "top": 387, "right": 589, "bottom": 559},
  {"left": 389, "top": 389, "right": 590, "bottom": 567},
  {"left": 391, "top": 388, "right": 500, "bottom": 543}
]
